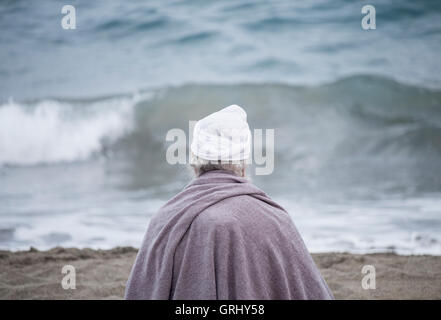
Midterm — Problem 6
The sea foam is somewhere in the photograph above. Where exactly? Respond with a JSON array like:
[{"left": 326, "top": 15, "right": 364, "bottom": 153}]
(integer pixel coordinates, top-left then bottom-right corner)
[{"left": 0, "top": 96, "right": 139, "bottom": 166}]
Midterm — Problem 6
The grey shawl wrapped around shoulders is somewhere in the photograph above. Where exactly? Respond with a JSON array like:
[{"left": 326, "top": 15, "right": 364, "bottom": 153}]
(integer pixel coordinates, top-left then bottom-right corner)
[{"left": 125, "top": 170, "right": 334, "bottom": 300}]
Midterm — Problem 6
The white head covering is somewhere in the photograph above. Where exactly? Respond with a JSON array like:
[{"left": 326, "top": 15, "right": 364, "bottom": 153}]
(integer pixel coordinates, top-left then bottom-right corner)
[{"left": 191, "top": 105, "right": 251, "bottom": 161}]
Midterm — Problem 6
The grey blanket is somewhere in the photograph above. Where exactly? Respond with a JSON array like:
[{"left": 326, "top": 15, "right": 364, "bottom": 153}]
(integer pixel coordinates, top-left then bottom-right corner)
[{"left": 125, "top": 170, "right": 334, "bottom": 299}]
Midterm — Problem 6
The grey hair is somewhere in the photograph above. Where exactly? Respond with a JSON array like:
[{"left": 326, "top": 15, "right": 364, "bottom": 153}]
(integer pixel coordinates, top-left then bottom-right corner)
[{"left": 190, "top": 153, "right": 247, "bottom": 177}]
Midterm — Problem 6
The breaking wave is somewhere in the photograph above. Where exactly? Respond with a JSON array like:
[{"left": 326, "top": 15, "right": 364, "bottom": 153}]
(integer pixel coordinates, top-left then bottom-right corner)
[
  {"left": 0, "top": 95, "right": 141, "bottom": 166},
  {"left": 1, "top": 75, "right": 440, "bottom": 196}
]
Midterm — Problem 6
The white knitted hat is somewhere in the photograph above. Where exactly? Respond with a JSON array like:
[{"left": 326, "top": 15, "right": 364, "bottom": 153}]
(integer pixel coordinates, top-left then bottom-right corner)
[{"left": 191, "top": 105, "right": 251, "bottom": 161}]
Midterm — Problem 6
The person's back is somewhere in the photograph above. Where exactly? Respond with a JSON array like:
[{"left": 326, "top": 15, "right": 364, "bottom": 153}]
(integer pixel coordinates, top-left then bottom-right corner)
[{"left": 169, "top": 176, "right": 333, "bottom": 299}]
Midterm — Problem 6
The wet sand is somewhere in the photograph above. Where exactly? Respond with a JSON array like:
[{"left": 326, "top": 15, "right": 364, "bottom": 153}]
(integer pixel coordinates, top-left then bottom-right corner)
[{"left": 0, "top": 247, "right": 440, "bottom": 299}]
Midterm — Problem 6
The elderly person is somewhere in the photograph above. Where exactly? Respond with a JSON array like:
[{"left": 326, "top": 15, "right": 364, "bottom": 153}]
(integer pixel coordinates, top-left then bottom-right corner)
[{"left": 125, "top": 105, "right": 333, "bottom": 300}]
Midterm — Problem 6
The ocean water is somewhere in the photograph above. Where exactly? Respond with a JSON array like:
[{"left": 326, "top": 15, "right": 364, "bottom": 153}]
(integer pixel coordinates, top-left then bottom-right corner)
[{"left": 1, "top": 0, "right": 441, "bottom": 254}]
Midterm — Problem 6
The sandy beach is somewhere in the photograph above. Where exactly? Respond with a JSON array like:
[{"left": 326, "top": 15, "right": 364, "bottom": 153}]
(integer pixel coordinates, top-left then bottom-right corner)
[{"left": 0, "top": 247, "right": 439, "bottom": 300}]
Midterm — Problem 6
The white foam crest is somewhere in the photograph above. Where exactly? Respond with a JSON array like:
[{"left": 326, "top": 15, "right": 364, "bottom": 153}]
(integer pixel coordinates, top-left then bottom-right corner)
[{"left": 0, "top": 96, "right": 139, "bottom": 166}]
